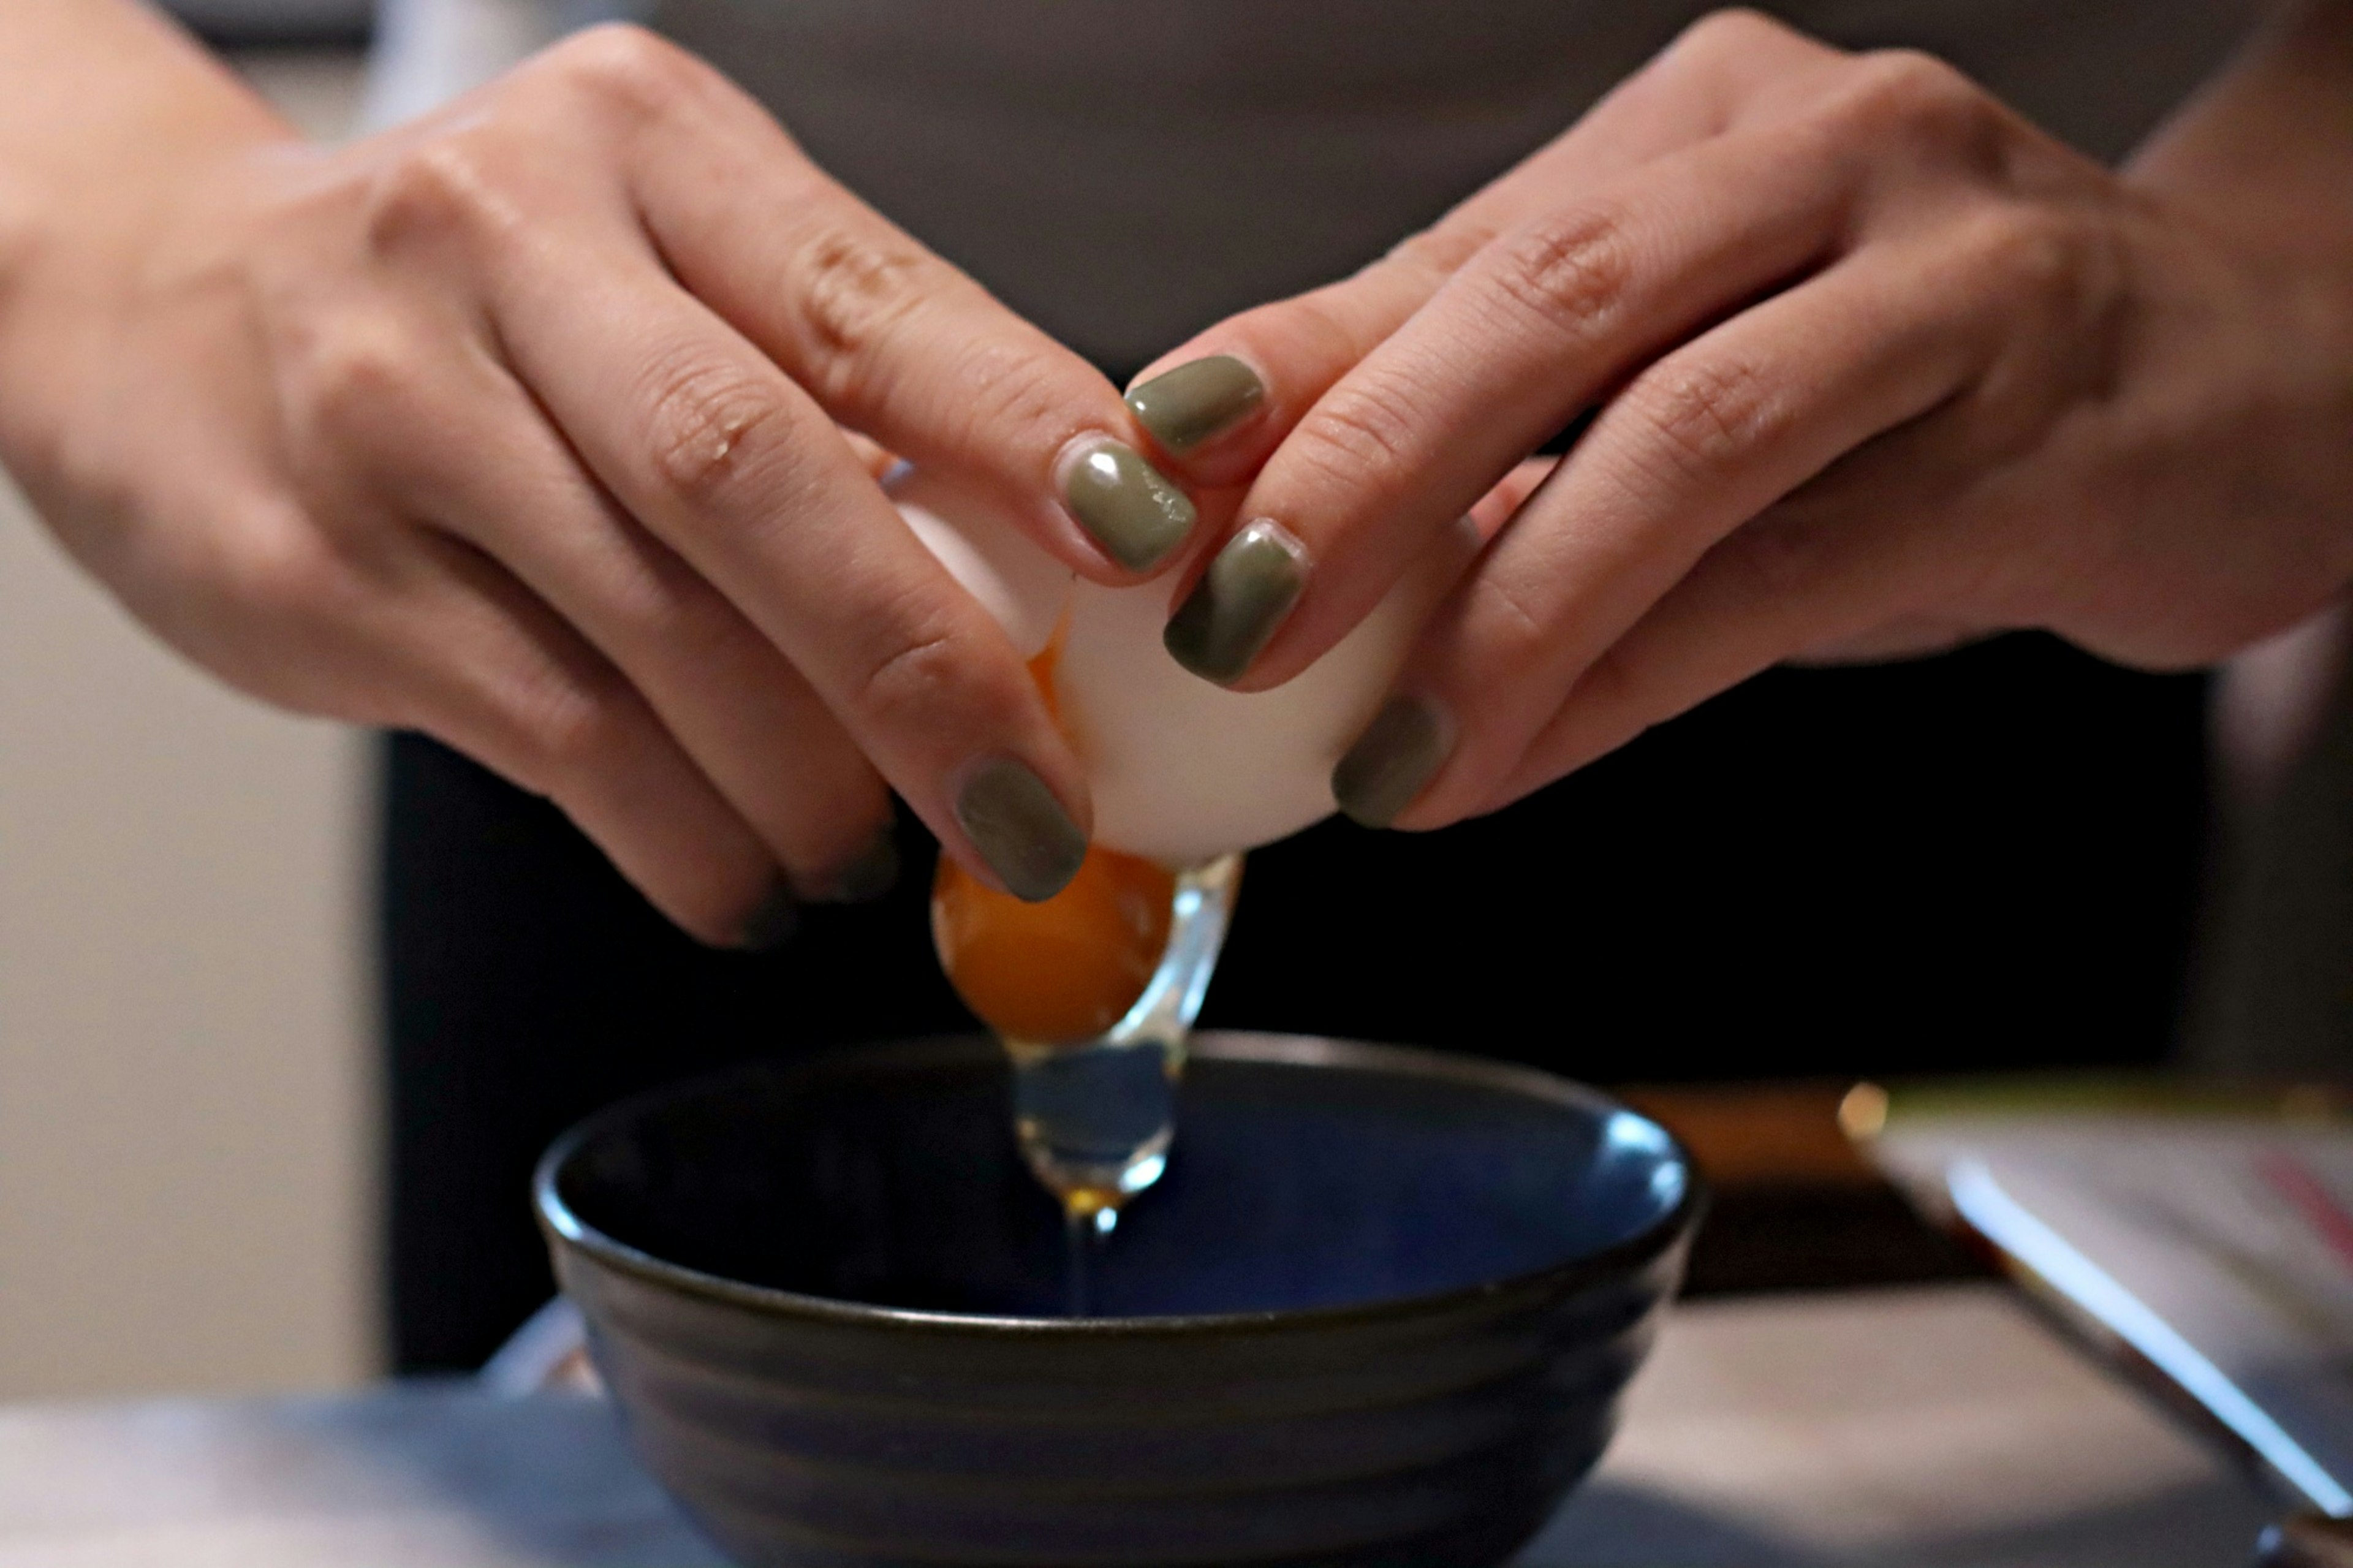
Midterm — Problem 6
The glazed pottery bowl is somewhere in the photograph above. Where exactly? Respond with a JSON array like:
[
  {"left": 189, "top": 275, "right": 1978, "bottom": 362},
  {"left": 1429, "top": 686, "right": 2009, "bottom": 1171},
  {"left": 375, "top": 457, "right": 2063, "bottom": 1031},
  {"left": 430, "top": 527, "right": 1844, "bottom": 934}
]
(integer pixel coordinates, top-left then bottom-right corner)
[{"left": 536, "top": 1032, "right": 1700, "bottom": 1568}]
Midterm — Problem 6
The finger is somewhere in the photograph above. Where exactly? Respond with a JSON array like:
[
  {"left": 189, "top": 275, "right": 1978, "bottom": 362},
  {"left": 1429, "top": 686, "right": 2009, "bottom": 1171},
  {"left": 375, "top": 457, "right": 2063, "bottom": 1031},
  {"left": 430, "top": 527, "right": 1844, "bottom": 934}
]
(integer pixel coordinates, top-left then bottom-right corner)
[
  {"left": 1469, "top": 458, "right": 1560, "bottom": 542},
  {"left": 1485, "top": 492, "right": 1962, "bottom": 812},
  {"left": 1119, "top": 12, "right": 1844, "bottom": 486},
  {"left": 1491, "top": 385, "right": 2029, "bottom": 801},
  {"left": 1170, "top": 112, "right": 1865, "bottom": 691},
  {"left": 491, "top": 239, "right": 1093, "bottom": 902},
  {"left": 1498, "top": 355, "right": 2052, "bottom": 790},
  {"left": 383, "top": 534, "right": 790, "bottom": 945},
  {"left": 1333, "top": 246, "right": 1994, "bottom": 831},
  {"left": 569, "top": 29, "right": 1197, "bottom": 580},
  {"left": 1786, "top": 614, "right": 1984, "bottom": 665},
  {"left": 391, "top": 360, "right": 898, "bottom": 901},
  {"left": 838, "top": 428, "right": 898, "bottom": 480}
]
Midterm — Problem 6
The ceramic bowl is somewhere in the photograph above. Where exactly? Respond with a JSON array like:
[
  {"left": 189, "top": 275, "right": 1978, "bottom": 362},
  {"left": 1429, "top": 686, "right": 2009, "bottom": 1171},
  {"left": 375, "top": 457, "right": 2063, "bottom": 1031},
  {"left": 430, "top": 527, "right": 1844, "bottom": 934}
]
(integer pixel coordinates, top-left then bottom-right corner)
[{"left": 536, "top": 1032, "right": 1700, "bottom": 1568}]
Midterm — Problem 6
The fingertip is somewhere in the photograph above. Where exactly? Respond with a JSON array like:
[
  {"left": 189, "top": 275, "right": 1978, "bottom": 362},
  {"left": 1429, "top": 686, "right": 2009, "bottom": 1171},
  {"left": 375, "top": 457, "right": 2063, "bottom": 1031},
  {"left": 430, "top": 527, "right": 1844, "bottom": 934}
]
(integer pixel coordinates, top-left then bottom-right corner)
[
  {"left": 1053, "top": 434, "right": 1198, "bottom": 577},
  {"left": 1332, "top": 695, "right": 1455, "bottom": 830},
  {"left": 951, "top": 754, "right": 1089, "bottom": 902},
  {"left": 1126, "top": 354, "right": 1268, "bottom": 459},
  {"left": 1163, "top": 519, "right": 1309, "bottom": 686},
  {"left": 817, "top": 821, "right": 903, "bottom": 904},
  {"left": 731, "top": 874, "right": 803, "bottom": 950}
]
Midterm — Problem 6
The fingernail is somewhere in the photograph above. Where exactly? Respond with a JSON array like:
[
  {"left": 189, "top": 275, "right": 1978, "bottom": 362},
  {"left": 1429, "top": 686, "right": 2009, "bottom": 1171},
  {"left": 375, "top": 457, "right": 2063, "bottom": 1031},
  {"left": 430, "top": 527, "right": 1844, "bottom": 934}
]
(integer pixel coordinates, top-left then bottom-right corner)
[
  {"left": 1126, "top": 355, "right": 1266, "bottom": 455},
  {"left": 1333, "top": 696, "right": 1452, "bottom": 828},
  {"left": 822, "top": 825, "right": 901, "bottom": 904},
  {"left": 1163, "top": 519, "right": 1307, "bottom": 684},
  {"left": 955, "top": 756, "right": 1088, "bottom": 902},
  {"left": 1061, "top": 439, "right": 1197, "bottom": 573},
  {"left": 735, "top": 876, "right": 802, "bottom": 950}
]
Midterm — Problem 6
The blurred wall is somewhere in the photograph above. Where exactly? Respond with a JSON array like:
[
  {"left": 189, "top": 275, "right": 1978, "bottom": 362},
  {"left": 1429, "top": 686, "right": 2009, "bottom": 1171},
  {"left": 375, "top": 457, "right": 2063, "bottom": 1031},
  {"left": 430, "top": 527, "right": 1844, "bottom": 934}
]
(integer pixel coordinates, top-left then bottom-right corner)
[{"left": 0, "top": 54, "right": 375, "bottom": 1399}]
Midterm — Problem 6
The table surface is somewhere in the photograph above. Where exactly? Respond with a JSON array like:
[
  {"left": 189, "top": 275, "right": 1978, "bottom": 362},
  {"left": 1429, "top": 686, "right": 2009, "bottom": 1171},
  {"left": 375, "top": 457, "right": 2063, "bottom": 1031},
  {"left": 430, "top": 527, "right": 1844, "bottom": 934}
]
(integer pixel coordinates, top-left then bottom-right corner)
[{"left": 0, "top": 1284, "right": 2282, "bottom": 1567}]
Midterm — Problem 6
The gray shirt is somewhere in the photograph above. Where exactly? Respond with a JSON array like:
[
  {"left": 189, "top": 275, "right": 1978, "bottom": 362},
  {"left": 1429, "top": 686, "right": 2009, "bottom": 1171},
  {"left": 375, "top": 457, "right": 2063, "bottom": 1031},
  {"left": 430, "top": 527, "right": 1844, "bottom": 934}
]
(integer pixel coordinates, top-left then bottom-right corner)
[{"left": 376, "top": 0, "right": 2259, "bottom": 369}]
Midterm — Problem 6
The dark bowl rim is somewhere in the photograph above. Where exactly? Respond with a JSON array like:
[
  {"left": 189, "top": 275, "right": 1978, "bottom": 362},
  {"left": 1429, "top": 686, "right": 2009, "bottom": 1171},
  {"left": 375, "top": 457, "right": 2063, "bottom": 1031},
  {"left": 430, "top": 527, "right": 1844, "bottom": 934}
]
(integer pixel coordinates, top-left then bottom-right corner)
[{"left": 534, "top": 1029, "right": 1705, "bottom": 1339}]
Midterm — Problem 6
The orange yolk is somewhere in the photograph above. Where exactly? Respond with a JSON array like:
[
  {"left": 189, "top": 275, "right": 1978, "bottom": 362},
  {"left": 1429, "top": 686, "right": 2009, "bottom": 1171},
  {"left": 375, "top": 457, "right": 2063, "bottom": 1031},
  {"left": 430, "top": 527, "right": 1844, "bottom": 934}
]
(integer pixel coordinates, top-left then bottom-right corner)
[
  {"left": 933, "top": 847, "right": 1175, "bottom": 1046},
  {"left": 930, "top": 635, "right": 1176, "bottom": 1046}
]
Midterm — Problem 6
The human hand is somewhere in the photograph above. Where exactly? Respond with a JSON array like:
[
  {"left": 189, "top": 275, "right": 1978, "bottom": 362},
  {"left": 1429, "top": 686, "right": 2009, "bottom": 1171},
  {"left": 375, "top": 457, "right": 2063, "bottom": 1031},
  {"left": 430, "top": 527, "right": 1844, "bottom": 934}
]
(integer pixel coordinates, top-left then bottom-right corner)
[
  {"left": 1120, "top": 7, "right": 2353, "bottom": 830},
  {"left": 0, "top": 19, "right": 1199, "bottom": 940}
]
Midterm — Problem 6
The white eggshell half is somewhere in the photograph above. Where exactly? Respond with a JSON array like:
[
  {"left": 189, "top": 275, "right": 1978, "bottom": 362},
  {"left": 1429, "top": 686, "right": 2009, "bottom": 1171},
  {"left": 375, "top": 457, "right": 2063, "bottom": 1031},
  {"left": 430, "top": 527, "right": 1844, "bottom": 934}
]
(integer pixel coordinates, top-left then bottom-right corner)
[{"left": 890, "top": 464, "right": 1464, "bottom": 865}]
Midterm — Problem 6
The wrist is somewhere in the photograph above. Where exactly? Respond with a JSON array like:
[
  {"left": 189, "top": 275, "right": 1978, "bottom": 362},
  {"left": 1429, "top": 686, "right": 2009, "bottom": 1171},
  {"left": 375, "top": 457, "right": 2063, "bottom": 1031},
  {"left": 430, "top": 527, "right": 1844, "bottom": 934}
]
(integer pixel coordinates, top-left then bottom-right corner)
[
  {"left": 0, "top": 118, "right": 291, "bottom": 509},
  {"left": 0, "top": 1, "right": 294, "bottom": 453}
]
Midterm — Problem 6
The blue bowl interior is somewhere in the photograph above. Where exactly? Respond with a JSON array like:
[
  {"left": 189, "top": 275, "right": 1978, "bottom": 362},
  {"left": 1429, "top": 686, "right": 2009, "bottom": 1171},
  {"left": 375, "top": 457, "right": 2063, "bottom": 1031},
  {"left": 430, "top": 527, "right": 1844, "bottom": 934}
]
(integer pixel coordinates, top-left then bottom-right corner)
[{"left": 554, "top": 1042, "right": 1688, "bottom": 1319}]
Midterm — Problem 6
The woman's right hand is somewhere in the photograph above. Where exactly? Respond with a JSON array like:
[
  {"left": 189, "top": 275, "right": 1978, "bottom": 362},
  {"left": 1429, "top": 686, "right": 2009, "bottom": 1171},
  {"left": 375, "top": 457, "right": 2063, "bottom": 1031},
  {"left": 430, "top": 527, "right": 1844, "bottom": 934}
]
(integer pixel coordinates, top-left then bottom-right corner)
[{"left": 0, "top": 13, "right": 1199, "bottom": 940}]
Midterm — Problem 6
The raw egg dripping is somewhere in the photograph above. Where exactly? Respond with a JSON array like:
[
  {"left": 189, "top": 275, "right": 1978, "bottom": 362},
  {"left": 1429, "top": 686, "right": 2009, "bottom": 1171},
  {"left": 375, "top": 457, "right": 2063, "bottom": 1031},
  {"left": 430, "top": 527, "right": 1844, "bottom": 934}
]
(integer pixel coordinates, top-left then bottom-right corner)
[
  {"left": 930, "top": 633, "right": 1241, "bottom": 1261},
  {"left": 931, "top": 849, "right": 1174, "bottom": 1047}
]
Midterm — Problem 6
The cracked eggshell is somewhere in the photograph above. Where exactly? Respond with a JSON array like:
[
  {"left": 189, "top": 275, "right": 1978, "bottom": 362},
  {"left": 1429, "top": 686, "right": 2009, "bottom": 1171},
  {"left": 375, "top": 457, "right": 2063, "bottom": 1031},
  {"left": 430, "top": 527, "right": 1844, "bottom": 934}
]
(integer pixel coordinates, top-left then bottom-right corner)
[{"left": 891, "top": 464, "right": 1464, "bottom": 865}]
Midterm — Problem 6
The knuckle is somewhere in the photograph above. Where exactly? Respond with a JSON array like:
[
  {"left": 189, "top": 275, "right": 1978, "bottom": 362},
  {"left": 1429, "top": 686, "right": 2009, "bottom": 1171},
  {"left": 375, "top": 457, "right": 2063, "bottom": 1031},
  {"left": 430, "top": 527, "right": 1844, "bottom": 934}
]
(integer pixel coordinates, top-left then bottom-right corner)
[
  {"left": 509, "top": 667, "right": 635, "bottom": 787},
  {"left": 1965, "top": 206, "right": 2129, "bottom": 415},
  {"left": 1970, "top": 206, "right": 2104, "bottom": 317},
  {"left": 596, "top": 535, "right": 716, "bottom": 650},
  {"left": 1482, "top": 204, "right": 1635, "bottom": 346},
  {"left": 1621, "top": 352, "right": 1786, "bottom": 485},
  {"left": 1834, "top": 49, "right": 1988, "bottom": 148},
  {"left": 299, "top": 317, "right": 431, "bottom": 446},
  {"left": 1287, "top": 366, "right": 1427, "bottom": 489},
  {"left": 786, "top": 224, "right": 938, "bottom": 399},
  {"left": 363, "top": 140, "right": 516, "bottom": 256},
  {"left": 1675, "top": 9, "right": 1790, "bottom": 64},
  {"left": 846, "top": 614, "right": 968, "bottom": 735},
  {"left": 545, "top": 23, "right": 700, "bottom": 120},
  {"left": 215, "top": 506, "right": 346, "bottom": 627},
  {"left": 1464, "top": 567, "right": 1554, "bottom": 677},
  {"left": 936, "top": 335, "right": 1066, "bottom": 450},
  {"left": 637, "top": 347, "right": 802, "bottom": 510},
  {"left": 1716, "top": 510, "right": 1833, "bottom": 603},
  {"left": 1969, "top": 210, "right": 2077, "bottom": 321}
]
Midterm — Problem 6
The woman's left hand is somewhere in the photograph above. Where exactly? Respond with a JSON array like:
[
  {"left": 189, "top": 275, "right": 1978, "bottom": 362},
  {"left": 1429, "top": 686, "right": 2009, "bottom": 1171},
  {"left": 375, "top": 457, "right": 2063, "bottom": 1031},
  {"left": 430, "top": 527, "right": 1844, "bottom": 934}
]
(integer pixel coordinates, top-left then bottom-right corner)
[{"left": 1121, "top": 7, "right": 2353, "bottom": 829}]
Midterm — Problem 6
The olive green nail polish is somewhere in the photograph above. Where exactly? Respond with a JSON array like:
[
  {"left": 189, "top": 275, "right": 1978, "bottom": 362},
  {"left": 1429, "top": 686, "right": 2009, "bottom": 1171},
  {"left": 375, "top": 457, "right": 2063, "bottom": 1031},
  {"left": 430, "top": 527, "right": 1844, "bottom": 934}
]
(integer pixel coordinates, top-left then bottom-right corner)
[
  {"left": 1127, "top": 355, "right": 1266, "bottom": 454},
  {"left": 1333, "top": 696, "right": 1451, "bottom": 828},
  {"left": 1062, "top": 440, "right": 1197, "bottom": 572},
  {"left": 824, "top": 825, "right": 901, "bottom": 904},
  {"left": 955, "top": 756, "right": 1088, "bottom": 902},
  {"left": 1164, "top": 520, "right": 1307, "bottom": 684},
  {"left": 735, "top": 876, "right": 801, "bottom": 950}
]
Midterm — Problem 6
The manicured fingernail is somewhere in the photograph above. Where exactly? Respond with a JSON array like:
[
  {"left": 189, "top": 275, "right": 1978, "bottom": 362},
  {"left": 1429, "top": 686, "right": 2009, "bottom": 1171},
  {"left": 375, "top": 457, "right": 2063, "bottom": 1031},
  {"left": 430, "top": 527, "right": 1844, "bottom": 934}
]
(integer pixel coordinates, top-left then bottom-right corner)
[
  {"left": 955, "top": 757, "right": 1088, "bottom": 902},
  {"left": 1127, "top": 355, "right": 1266, "bottom": 455},
  {"left": 1333, "top": 696, "right": 1452, "bottom": 828},
  {"left": 1061, "top": 439, "right": 1196, "bottom": 573},
  {"left": 735, "top": 876, "right": 801, "bottom": 950},
  {"left": 1163, "top": 519, "right": 1307, "bottom": 684},
  {"left": 822, "top": 825, "right": 901, "bottom": 904}
]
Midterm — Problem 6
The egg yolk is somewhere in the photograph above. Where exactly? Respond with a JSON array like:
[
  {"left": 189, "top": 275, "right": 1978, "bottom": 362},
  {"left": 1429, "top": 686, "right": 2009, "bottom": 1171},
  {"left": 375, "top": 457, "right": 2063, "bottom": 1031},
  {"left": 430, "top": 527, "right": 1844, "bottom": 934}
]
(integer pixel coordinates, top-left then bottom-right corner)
[{"left": 933, "top": 848, "right": 1174, "bottom": 1046}]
